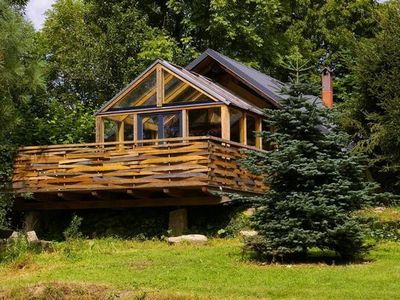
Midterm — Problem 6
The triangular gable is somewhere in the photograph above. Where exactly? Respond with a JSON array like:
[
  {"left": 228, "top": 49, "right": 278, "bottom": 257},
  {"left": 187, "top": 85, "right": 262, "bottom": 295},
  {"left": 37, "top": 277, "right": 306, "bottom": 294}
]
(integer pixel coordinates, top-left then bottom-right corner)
[
  {"left": 162, "top": 68, "right": 215, "bottom": 105},
  {"left": 186, "top": 49, "right": 283, "bottom": 108},
  {"left": 96, "top": 60, "right": 223, "bottom": 114}
]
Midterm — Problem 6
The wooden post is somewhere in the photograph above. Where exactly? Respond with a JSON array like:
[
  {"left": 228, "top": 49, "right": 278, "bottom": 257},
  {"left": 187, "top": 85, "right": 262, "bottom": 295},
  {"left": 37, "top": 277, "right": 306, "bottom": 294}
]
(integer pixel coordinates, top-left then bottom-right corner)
[
  {"left": 133, "top": 113, "right": 138, "bottom": 144},
  {"left": 117, "top": 121, "right": 124, "bottom": 150},
  {"left": 240, "top": 113, "right": 247, "bottom": 145},
  {"left": 221, "top": 105, "right": 230, "bottom": 140},
  {"left": 24, "top": 211, "right": 40, "bottom": 232},
  {"left": 182, "top": 109, "right": 188, "bottom": 140},
  {"left": 169, "top": 208, "right": 188, "bottom": 236},
  {"left": 156, "top": 66, "right": 164, "bottom": 107},
  {"left": 255, "top": 117, "right": 262, "bottom": 149},
  {"left": 95, "top": 116, "right": 104, "bottom": 143}
]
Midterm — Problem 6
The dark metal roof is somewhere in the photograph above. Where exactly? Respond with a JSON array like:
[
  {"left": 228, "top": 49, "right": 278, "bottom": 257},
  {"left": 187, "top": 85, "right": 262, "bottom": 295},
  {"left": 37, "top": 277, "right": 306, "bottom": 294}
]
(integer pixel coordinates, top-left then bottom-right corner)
[
  {"left": 186, "top": 49, "right": 285, "bottom": 107},
  {"left": 186, "top": 49, "right": 323, "bottom": 108}
]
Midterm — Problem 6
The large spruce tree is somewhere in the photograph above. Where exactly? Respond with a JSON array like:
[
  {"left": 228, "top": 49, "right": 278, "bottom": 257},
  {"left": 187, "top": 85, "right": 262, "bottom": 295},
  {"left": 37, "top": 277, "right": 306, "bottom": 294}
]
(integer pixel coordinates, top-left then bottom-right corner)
[{"left": 241, "top": 67, "right": 380, "bottom": 261}]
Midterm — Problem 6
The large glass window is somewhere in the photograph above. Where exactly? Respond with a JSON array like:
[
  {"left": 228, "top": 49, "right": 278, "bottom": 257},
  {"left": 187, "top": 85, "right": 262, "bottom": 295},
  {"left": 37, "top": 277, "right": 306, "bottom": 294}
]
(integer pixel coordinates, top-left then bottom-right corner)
[
  {"left": 188, "top": 108, "right": 221, "bottom": 137},
  {"left": 104, "top": 119, "right": 117, "bottom": 142},
  {"left": 163, "top": 70, "right": 213, "bottom": 105},
  {"left": 141, "top": 115, "right": 159, "bottom": 140},
  {"left": 247, "top": 115, "right": 256, "bottom": 146},
  {"left": 123, "top": 115, "right": 134, "bottom": 141},
  {"left": 163, "top": 114, "right": 181, "bottom": 138},
  {"left": 230, "top": 108, "right": 243, "bottom": 143},
  {"left": 139, "top": 112, "right": 181, "bottom": 140},
  {"left": 113, "top": 71, "right": 157, "bottom": 109}
]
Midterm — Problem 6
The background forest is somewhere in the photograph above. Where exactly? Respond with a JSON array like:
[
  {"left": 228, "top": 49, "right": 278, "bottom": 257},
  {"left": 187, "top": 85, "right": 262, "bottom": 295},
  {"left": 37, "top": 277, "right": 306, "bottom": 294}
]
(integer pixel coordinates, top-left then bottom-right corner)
[{"left": 1, "top": 0, "right": 400, "bottom": 228}]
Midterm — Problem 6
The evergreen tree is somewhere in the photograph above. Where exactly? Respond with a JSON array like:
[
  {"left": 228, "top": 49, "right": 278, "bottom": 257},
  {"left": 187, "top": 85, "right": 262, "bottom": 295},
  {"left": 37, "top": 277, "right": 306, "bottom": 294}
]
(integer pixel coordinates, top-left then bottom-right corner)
[
  {"left": 240, "top": 61, "right": 380, "bottom": 261},
  {"left": 339, "top": 0, "right": 400, "bottom": 193}
]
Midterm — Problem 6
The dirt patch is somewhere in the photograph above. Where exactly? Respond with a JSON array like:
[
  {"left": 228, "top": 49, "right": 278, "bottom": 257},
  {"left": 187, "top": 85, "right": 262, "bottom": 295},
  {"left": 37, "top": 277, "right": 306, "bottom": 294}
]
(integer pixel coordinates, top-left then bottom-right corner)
[
  {"left": 0, "top": 282, "right": 119, "bottom": 300},
  {"left": 7, "top": 255, "right": 40, "bottom": 273},
  {"left": 128, "top": 259, "right": 153, "bottom": 270},
  {"left": 0, "top": 283, "right": 196, "bottom": 300}
]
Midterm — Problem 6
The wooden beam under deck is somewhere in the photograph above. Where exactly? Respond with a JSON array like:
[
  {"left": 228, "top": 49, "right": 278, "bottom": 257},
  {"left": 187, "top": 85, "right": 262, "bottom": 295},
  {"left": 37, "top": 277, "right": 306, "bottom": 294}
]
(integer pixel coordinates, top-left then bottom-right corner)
[{"left": 14, "top": 194, "right": 229, "bottom": 211}]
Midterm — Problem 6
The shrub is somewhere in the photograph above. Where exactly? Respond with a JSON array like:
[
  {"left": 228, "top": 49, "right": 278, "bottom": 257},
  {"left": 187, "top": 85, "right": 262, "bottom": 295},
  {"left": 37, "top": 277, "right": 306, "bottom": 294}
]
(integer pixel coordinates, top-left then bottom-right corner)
[
  {"left": 0, "top": 234, "right": 29, "bottom": 264},
  {"left": 63, "top": 215, "right": 83, "bottom": 240}
]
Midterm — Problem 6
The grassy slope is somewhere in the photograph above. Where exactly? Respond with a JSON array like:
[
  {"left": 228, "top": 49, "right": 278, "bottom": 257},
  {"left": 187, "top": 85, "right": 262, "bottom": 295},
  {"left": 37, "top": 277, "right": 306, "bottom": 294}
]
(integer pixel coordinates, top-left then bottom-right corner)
[
  {"left": 357, "top": 206, "right": 400, "bottom": 222},
  {"left": 0, "top": 239, "right": 399, "bottom": 299}
]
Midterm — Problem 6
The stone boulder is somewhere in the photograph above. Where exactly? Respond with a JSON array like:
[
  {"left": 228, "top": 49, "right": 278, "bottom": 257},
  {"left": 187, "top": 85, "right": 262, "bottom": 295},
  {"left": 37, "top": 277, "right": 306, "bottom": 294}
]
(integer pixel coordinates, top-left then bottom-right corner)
[
  {"left": 167, "top": 234, "right": 208, "bottom": 245},
  {"left": 9, "top": 231, "right": 21, "bottom": 239},
  {"left": 26, "top": 230, "right": 40, "bottom": 244},
  {"left": 239, "top": 230, "right": 258, "bottom": 238}
]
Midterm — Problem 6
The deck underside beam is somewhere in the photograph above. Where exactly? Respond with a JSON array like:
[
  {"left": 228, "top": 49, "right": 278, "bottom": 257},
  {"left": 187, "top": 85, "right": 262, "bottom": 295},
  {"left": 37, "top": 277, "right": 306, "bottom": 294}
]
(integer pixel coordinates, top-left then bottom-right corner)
[{"left": 14, "top": 194, "right": 229, "bottom": 211}]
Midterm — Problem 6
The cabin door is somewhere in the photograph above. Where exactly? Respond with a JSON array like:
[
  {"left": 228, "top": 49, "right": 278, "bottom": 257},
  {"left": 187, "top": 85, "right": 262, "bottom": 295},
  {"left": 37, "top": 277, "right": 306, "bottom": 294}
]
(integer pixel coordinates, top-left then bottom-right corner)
[{"left": 138, "top": 111, "right": 182, "bottom": 140}]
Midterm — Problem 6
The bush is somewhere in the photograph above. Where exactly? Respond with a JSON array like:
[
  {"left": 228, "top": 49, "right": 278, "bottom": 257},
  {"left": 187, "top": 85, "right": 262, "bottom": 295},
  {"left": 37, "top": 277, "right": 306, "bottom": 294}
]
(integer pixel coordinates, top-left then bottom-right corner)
[
  {"left": 0, "top": 234, "right": 31, "bottom": 264},
  {"left": 63, "top": 215, "right": 83, "bottom": 240}
]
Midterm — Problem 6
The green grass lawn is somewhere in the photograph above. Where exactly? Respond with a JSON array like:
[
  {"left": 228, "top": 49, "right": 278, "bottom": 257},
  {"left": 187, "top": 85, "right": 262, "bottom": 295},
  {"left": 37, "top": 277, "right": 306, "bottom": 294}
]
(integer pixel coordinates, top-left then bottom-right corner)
[{"left": 0, "top": 239, "right": 399, "bottom": 299}]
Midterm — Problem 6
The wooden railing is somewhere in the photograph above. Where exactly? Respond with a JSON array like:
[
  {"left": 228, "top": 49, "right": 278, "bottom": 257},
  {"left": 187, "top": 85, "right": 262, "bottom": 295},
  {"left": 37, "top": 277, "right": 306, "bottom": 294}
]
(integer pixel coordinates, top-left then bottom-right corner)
[{"left": 12, "top": 136, "right": 265, "bottom": 194}]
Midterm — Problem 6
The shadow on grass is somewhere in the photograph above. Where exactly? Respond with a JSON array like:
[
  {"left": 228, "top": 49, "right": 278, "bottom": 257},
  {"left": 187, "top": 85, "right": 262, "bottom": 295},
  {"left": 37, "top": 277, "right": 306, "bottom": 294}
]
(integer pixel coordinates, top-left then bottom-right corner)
[{"left": 240, "top": 248, "right": 374, "bottom": 266}]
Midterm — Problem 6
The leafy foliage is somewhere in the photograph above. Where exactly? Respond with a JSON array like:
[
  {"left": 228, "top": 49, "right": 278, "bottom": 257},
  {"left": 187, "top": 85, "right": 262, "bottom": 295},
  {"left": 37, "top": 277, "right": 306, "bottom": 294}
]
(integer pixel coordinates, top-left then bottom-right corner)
[
  {"left": 339, "top": 1, "right": 400, "bottom": 193},
  {"left": 40, "top": 0, "right": 191, "bottom": 108},
  {"left": 0, "top": 0, "right": 44, "bottom": 229},
  {"left": 240, "top": 69, "right": 382, "bottom": 261},
  {"left": 166, "top": 0, "right": 378, "bottom": 91}
]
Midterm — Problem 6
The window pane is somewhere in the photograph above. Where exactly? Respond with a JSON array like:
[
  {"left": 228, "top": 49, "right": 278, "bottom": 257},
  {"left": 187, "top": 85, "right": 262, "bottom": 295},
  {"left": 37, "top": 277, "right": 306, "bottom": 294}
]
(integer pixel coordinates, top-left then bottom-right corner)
[
  {"left": 163, "top": 113, "right": 181, "bottom": 138},
  {"left": 142, "top": 115, "right": 159, "bottom": 140},
  {"left": 164, "top": 70, "right": 213, "bottom": 105},
  {"left": 104, "top": 119, "right": 117, "bottom": 142},
  {"left": 114, "top": 71, "right": 156, "bottom": 109},
  {"left": 123, "top": 115, "right": 134, "bottom": 141},
  {"left": 230, "top": 108, "right": 243, "bottom": 143},
  {"left": 247, "top": 115, "right": 256, "bottom": 146},
  {"left": 189, "top": 108, "right": 221, "bottom": 137},
  {"left": 140, "top": 113, "right": 182, "bottom": 140}
]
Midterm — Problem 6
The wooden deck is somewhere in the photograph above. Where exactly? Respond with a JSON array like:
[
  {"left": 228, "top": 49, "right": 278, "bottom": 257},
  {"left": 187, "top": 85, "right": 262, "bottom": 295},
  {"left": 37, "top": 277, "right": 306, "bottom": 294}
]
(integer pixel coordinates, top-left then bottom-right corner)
[{"left": 12, "top": 137, "right": 265, "bottom": 210}]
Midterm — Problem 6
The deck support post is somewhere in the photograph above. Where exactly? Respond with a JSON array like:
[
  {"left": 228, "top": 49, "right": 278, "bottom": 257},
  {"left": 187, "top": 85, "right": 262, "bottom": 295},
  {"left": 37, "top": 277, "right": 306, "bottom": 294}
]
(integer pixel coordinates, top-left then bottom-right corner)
[
  {"left": 24, "top": 211, "right": 40, "bottom": 232},
  {"left": 169, "top": 208, "right": 188, "bottom": 236}
]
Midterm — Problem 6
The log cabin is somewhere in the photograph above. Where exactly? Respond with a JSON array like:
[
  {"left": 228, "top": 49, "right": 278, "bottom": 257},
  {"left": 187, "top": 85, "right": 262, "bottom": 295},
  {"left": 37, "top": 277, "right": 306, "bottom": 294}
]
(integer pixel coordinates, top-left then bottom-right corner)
[{"left": 12, "top": 49, "right": 330, "bottom": 230}]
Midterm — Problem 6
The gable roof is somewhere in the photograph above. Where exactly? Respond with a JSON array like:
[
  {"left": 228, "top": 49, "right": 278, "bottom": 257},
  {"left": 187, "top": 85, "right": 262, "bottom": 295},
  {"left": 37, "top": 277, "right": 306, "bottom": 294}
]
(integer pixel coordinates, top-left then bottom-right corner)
[
  {"left": 186, "top": 49, "right": 285, "bottom": 108},
  {"left": 96, "top": 59, "right": 264, "bottom": 115}
]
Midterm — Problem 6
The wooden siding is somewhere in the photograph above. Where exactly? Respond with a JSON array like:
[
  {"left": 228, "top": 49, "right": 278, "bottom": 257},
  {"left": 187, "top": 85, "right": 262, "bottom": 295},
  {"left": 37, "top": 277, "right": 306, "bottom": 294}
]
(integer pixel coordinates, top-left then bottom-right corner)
[{"left": 12, "top": 137, "right": 265, "bottom": 195}]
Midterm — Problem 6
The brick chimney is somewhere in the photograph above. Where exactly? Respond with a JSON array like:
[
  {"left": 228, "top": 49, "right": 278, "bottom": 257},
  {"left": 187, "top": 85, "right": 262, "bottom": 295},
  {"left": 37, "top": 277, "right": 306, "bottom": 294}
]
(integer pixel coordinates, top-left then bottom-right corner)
[{"left": 321, "top": 67, "right": 333, "bottom": 108}]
